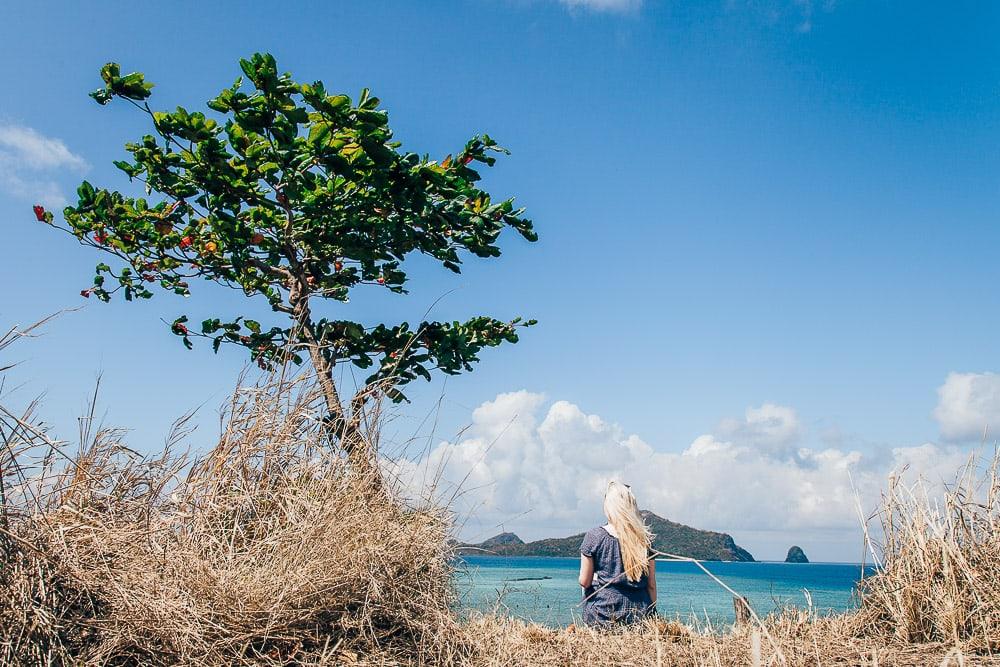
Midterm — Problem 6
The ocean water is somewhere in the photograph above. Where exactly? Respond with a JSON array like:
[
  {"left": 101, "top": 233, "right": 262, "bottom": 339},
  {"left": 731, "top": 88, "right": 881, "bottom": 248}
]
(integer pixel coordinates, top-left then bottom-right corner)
[{"left": 455, "top": 556, "right": 872, "bottom": 627}]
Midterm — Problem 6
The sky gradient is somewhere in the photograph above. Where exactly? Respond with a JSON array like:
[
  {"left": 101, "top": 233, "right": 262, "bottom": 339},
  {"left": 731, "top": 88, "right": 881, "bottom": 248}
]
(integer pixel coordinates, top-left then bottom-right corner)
[{"left": 2, "top": 1, "right": 999, "bottom": 560}]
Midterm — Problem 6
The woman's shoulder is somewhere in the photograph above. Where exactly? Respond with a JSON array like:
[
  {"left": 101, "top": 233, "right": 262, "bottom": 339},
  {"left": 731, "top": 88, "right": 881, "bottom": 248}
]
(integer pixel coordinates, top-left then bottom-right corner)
[
  {"left": 580, "top": 526, "right": 610, "bottom": 555},
  {"left": 585, "top": 525, "right": 611, "bottom": 539}
]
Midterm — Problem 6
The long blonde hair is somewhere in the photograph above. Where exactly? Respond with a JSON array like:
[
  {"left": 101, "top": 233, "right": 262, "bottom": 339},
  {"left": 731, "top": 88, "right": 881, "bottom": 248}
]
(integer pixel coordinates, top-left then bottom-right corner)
[{"left": 603, "top": 481, "right": 653, "bottom": 582}]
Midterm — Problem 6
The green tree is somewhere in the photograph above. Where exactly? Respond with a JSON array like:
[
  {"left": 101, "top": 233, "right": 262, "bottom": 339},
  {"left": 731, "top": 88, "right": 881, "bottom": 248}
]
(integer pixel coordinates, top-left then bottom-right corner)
[{"left": 33, "top": 53, "right": 537, "bottom": 461}]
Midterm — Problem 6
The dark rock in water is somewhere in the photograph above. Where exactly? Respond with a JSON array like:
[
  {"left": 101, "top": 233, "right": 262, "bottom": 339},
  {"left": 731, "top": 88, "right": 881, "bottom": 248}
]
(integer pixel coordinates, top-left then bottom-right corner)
[
  {"left": 510, "top": 575, "right": 552, "bottom": 582},
  {"left": 458, "top": 511, "right": 755, "bottom": 562},
  {"left": 785, "top": 545, "right": 809, "bottom": 563}
]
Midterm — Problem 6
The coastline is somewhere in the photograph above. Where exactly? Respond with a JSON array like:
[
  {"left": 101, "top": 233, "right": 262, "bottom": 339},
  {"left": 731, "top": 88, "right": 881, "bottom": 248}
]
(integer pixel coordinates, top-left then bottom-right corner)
[{"left": 455, "top": 556, "right": 870, "bottom": 628}]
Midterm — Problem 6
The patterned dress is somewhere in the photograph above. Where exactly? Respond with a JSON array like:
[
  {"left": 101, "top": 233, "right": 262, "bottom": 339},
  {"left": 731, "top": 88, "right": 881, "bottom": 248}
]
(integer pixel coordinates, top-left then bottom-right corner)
[{"left": 580, "top": 526, "right": 655, "bottom": 626}]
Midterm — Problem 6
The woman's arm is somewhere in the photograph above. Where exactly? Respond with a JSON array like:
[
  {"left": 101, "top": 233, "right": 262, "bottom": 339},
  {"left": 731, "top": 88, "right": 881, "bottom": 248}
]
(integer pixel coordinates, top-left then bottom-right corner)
[
  {"left": 579, "top": 554, "right": 595, "bottom": 589},
  {"left": 647, "top": 558, "right": 657, "bottom": 603}
]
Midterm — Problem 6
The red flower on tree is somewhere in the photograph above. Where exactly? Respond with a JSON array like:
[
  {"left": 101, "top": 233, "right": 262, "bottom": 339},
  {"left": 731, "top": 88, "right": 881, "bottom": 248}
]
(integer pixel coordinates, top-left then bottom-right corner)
[
  {"left": 33, "top": 205, "right": 46, "bottom": 221},
  {"left": 179, "top": 236, "right": 193, "bottom": 249}
]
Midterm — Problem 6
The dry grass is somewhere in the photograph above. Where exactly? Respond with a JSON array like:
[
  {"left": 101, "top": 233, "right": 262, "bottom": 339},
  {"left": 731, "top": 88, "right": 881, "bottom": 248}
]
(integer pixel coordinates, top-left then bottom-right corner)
[
  {"left": 852, "top": 452, "right": 1000, "bottom": 653},
  {"left": 463, "top": 612, "right": 976, "bottom": 666},
  {"left": 2, "top": 324, "right": 1000, "bottom": 664},
  {"left": 0, "top": 375, "right": 461, "bottom": 666}
]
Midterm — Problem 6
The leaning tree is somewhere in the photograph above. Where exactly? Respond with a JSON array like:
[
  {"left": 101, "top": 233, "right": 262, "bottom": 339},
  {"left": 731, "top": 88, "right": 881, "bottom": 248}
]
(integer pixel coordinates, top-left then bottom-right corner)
[{"left": 32, "top": 53, "right": 536, "bottom": 462}]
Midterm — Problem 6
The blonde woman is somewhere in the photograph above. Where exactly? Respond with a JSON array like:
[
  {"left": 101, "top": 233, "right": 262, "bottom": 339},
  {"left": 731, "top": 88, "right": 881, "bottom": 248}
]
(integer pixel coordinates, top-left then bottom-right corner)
[{"left": 578, "top": 481, "right": 657, "bottom": 625}]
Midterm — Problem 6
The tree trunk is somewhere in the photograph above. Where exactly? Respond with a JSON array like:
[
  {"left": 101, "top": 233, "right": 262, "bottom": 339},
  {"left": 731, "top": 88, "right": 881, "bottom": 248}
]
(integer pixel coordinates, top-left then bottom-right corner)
[
  {"left": 290, "top": 283, "right": 385, "bottom": 494},
  {"left": 305, "top": 339, "right": 346, "bottom": 429},
  {"left": 299, "top": 319, "right": 385, "bottom": 494},
  {"left": 277, "top": 213, "right": 385, "bottom": 491}
]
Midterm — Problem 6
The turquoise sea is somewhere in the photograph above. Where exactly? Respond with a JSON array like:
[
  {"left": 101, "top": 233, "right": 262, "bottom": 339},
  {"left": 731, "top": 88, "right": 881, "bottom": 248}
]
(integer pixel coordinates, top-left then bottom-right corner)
[{"left": 455, "top": 556, "right": 873, "bottom": 627}]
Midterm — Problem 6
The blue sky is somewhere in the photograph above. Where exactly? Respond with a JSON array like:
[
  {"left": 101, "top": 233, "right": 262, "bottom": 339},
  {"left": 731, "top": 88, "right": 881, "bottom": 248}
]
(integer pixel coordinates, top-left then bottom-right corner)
[{"left": 2, "top": 1, "right": 999, "bottom": 560}]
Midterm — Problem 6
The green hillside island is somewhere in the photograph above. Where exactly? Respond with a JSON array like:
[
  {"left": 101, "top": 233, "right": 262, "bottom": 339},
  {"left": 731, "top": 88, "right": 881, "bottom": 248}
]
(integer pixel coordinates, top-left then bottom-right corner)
[{"left": 460, "top": 511, "right": 754, "bottom": 562}]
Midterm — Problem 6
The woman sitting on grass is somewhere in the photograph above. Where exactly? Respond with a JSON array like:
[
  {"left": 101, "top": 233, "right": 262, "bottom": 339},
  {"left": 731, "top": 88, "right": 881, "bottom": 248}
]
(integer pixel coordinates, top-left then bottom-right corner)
[{"left": 578, "top": 481, "right": 657, "bottom": 626}]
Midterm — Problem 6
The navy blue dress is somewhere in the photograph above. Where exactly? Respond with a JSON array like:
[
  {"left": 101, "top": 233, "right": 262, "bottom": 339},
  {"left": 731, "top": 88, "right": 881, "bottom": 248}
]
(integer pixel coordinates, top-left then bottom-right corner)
[{"left": 580, "top": 526, "right": 656, "bottom": 626}]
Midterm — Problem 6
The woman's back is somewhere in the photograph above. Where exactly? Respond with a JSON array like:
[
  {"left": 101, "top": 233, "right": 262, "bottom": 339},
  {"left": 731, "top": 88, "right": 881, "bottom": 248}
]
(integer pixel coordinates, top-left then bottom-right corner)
[
  {"left": 581, "top": 526, "right": 648, "bottom": 589},
  {"left": 580, "top": 526, "right": 654, "bottom": 625}
]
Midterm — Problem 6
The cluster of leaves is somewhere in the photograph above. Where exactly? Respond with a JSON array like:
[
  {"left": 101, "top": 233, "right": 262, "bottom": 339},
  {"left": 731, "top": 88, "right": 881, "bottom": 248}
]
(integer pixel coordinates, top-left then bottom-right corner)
[
  {"left": 38, "top": 53, "right": 537, "bottom": 399},
  {"left": 309, "top": 316, "right": 528, "bottom": 401}
]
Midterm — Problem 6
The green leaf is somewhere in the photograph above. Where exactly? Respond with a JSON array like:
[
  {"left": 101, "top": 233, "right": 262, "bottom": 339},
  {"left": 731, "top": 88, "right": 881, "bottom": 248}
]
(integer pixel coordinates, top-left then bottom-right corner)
[
  {"left": 99, "top": 62, "right": 121, "bottom": 85},
  {"left": 90, "top": 89, "right": 114, "bottom": 105},
  {"left": 239, "top": 58, "right": 256, "bottom": 80},
  {"left": 308, "top": 122, "right": 332, "bottom": 147}
]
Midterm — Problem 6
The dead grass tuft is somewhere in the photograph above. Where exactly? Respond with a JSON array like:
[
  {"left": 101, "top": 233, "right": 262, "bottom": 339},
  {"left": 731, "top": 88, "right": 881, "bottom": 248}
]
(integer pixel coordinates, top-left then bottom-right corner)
[
  {"left": 0, "top": 375, "right": 460, "bottom": 665},
  {"left": 853, "top": 451, "right": 1000, "bottom": 653}
]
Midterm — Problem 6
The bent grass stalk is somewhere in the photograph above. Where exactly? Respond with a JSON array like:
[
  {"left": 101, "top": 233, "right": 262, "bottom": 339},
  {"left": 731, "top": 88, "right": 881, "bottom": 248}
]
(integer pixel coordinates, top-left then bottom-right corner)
[{"left": 652, "top": 551, "right": 787, "bottom": 666}]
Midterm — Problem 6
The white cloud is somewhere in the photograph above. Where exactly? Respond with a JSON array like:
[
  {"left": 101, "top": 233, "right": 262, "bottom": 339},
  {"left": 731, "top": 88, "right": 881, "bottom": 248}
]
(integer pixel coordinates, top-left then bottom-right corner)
[
  {"left": 0, "top": 125, "right": 88, "bottom": 171},
  {"left": 557, "top": 0, "right": 641, "bottom": 13},
  {"left": 933, "top": 372, "right": 1000, "bottom": 442},
  {"left": 718, "top": 403, "right": 801, "bottom": 458},
  {"left": 388, "top": 393, "right": 973, "bottom": 561},
  {"left": 0, "top": 123, "right": 88, "bottom": 208}
]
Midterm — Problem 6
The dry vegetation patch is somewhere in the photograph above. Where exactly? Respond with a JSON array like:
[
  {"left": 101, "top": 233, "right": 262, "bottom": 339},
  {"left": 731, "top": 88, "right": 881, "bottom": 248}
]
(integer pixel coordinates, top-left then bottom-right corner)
[
  {"left": 2, "top": 366, "right": 1000, "bottom": 665},
  {"left": 0, "top": 379, "right": 460, "bottom": 666},
  {"left": 852, "top": 459, "right": 1000, "bottom": 652},
  {"left": 463, "top": 613, "right": 992, "bottom": 666}
]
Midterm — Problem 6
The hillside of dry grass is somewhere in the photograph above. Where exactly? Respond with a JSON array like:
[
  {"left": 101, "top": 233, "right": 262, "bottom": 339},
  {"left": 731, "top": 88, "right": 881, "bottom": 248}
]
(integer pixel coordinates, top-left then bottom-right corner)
[
  {"left": 1, "top": 324, "right": 998, "bottom": 664},
  {"left": 0, "top": 377, "right": 462, "bottom": 665}
]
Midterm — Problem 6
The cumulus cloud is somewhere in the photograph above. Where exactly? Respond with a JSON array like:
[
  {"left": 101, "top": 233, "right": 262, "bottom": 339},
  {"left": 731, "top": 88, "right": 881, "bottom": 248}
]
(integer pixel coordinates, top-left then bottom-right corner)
[
  {"left": 718, "top": 403, "right": 801, "bottom": 458},
  {"left": 933, "top": 372, "right": 1000, "bottom": 442},
  {"left": 388, "top": 392, "right": 973, "bottom": 560},
  {"left": 0, "top": 123, "right": 88, "bottom": 208},
  {"left": 556, "top": 0, "right": 641, "bottom": 13}
]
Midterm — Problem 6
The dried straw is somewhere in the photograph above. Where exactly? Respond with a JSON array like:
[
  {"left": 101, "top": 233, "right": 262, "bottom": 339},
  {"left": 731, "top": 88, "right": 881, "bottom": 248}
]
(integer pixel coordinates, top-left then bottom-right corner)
[{"left": 0, "top": 373, "right": 461, "bottom": 665}]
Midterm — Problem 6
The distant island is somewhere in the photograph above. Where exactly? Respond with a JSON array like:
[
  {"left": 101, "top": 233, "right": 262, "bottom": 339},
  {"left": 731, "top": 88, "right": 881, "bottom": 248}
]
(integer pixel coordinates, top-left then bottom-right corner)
[
  {"left": 459, "top": 510, "right": 754, "bottom": 562},
  {"left": 785, "top": 546, "right": 809, "bottom": 563}
]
